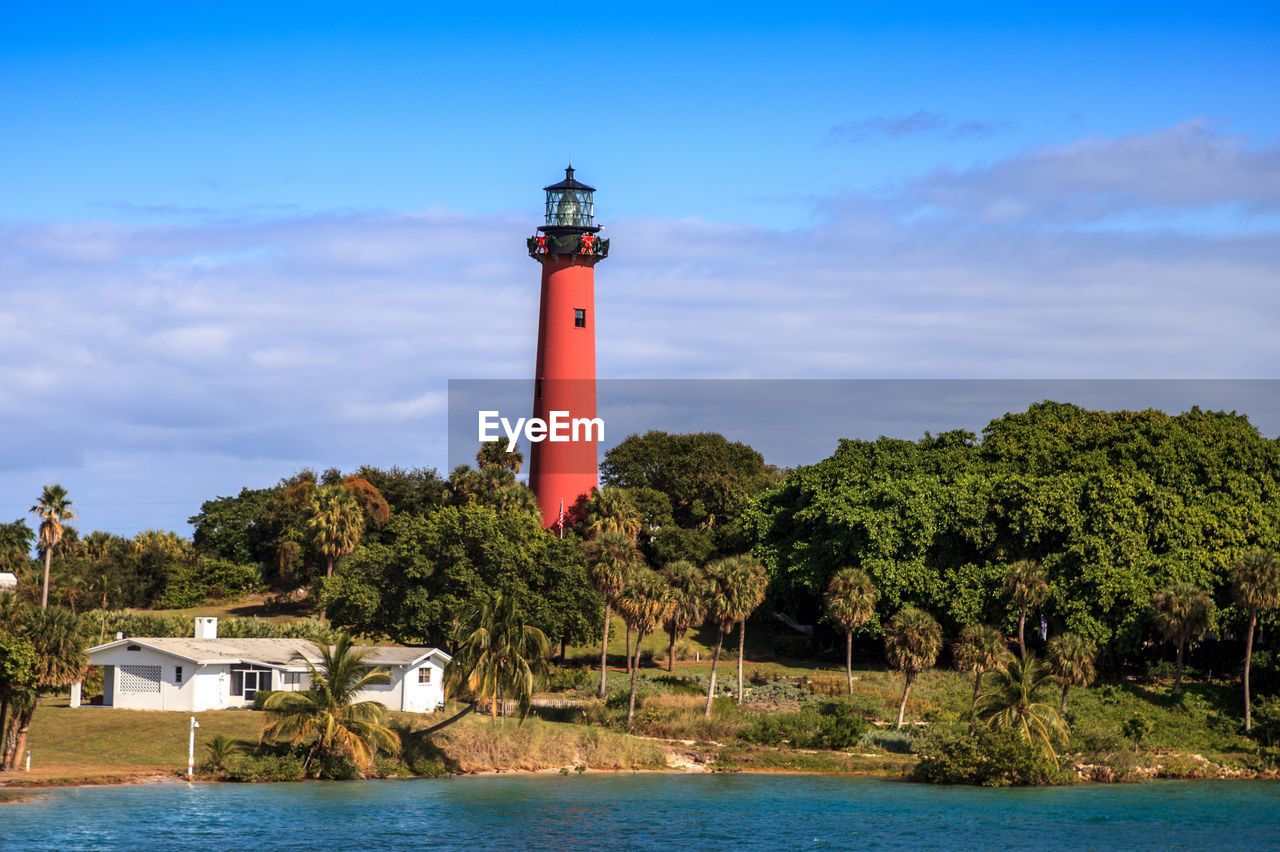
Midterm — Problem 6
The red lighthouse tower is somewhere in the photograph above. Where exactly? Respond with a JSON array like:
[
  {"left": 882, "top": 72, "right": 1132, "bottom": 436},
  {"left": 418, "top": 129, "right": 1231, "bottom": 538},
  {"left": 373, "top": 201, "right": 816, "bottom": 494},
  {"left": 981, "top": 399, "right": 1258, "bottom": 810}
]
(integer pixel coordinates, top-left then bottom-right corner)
[{"left": 526, "top": 166, "right": 609, "bottom": 529}]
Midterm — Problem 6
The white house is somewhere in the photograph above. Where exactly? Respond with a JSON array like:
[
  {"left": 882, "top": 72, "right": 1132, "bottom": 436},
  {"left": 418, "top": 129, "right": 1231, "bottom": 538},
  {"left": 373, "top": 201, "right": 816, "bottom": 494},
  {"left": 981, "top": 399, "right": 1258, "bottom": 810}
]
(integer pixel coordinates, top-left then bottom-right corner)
[{"left": 83, "top": 617, "right": 450, "bottom": 713}]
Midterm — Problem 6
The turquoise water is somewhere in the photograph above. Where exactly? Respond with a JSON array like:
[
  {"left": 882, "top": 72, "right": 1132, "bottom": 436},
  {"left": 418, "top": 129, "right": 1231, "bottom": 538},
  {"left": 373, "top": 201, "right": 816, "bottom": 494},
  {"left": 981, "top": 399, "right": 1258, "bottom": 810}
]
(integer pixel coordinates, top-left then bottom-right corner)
[{"left": 3, "top": 775, "right": 1278, "bottom": 850}]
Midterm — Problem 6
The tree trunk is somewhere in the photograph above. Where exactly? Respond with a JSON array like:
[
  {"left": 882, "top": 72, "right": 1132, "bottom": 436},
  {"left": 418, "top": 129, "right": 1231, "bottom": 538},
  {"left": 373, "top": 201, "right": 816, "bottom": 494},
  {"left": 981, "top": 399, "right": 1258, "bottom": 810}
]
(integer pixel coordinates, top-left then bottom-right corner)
[
  {"left": 845, "top": 631, "right": 854, "bottom": 695},
  {"left": 736, "top": 620, "right": 746, "bottom": 704},
  {"left": 1244, "top": 608, "right": 1257, "bottom": 731},
  {"left": 667, "top": 627, "right": 677, "bottom": 673},
  {"left": 41, "top": 548, "right": 52, "bottom": 609},
  {"left": 421, "top": 702, "right": 477, "bottom": 735},
  {"left": 4, "top": 706, "right": 34, "bottom": 771},
  {"left": 0, "top": 701, "right": 8, "bottom": 770},
  {"left": 625, "top": 627, "right": 633, "bottom": 675},
  {"left": 559, "top": 635, "right": 567, "bottom": 664},
  {"left": 325, "top": 556, "right": 334, "bottom": 579},
  {"left": 1017, "top": 604, "right": 1027, "bottom": 659},
  {"left": 1059, "top": 682, "right": 1070, "bottom": 717},
  {"left": 598, "top": 601, "right": 612, "bottom": 698},
  {"left": 704, "top": 625, "right": 725, "bottom": 717},
  {"left": 895, "top": 672, "right": 914, "bottom": 730},
  {"left": 970, "top": 670, "right": 983, "bottom": 726},
  {"left": 1174, "top": 638, "right": 1185, "bottom": 694},
  {"left": 627, "top": 630, "right": 646, "bottom": 727}
]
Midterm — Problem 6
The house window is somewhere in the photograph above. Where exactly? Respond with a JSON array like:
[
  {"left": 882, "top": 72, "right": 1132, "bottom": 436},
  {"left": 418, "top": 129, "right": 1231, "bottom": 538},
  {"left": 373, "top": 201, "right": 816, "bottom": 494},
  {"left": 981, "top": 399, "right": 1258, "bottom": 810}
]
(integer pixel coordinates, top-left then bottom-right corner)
[
  {"left": 418, "top": 667, "right": 432, "bottom": 684},
  {"left": 574, "top": 308, "right": 586, "bottom": 328},
  {"left": 126, "top": 644, "right": 141, "bottom": 652},
  {"left": 175, "top": 666, "right": 183, "bottom": 685},
  {"left": 230, "top": 665, "right": 272, "bottom": 699},
  {"left": 283, "top": 672, "right": 301, "bottom": 688}
]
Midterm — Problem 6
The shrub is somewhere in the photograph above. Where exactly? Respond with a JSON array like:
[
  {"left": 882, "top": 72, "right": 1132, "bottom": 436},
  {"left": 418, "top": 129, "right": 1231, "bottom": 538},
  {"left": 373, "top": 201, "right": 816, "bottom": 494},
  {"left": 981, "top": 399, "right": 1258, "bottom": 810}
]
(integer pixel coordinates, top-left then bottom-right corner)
[
  {"left": 738, "top": 700, "right": 869, "bottom": 750},
  {"left": 911, "top": 727, "right": 1071, "bottom": 787},
  {"left": 1122, "top": 713, "right": 1153, "bottom": 749},
  {"left": 251, "top": 690, "right": 280, "bottom": 711},
  {"left": 312, "top": 753, "right": 361, "bottom": 780},
  {"left": 224, "top": 754, "right": 305, "bottom": 782},
  {"left": 1250, "top": 695, "right": 1280, "bottom": 747},
  {"left": 861, "top": 729, "right": 916, "bottom": 754}
]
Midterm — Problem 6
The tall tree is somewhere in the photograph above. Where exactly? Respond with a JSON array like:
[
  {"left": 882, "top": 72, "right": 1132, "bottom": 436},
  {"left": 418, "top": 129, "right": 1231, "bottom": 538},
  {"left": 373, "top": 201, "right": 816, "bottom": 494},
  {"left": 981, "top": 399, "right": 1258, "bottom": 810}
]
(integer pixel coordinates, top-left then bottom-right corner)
[
  {"left": 702, "top": 554, "right": 767, "bottom": 714},
  {"left": 953, "top": 623, "right": 1009, "bottom": 726},
  {"left": 613, "top": 570, "right": 673, "bottom": 726},
  {"left": 444, "top": 593, "right": 550, "bottom": 724},
  {"left": 1045, "top": 632, "right": 1097, "bottom": 716},
  {"left": 584, "top": 488, "right": 643, "bottom": 541},
  {"left": 30, "top": 485, "right": 75, "bottom": 609},
  {"left": 2, "top": 606, "right": 88, "bottom": 769},
  {"left": 1232, "top": 549, "right": 1280, "bottom": 731},
  {"left": 476, "top": 436, "right": 524, "bottom": 475},
  {"left": 259, "top": 634, "right": 400, "bottom": 776},
  {"left": 1005, "top": 559, "right": 1049, "bottom": 659},
  {"left": 884, "top": 606, "right": 942, "bottom": 730},
  {"left": 1150, "top": 583, "right": 1214, "bottom": 694},
  {"left": 0, "top": 520, "right": 35, "bottom": 573},
  {"left": 582, "top": 532, "right": 642, "bottom": 697},
  {"left": 824, "top": 567, "right": 878, "bottom": 694},
  {"left": 307, "top": 485, "right": 365, "bottom": 579},
  {"left": 660, "top": 560, "right": 707, "bottom": 672},
  {"left": 975, "top": 654, "right": 1069, "bottom": 759}
]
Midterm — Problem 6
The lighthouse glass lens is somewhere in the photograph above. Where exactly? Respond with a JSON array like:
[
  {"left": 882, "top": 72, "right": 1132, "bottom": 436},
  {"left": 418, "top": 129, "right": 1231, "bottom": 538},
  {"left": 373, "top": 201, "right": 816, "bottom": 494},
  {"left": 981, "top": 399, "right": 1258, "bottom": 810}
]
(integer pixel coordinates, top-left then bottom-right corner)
[{"left": 545, "top": 190, "right": 594, "bottom": 227}]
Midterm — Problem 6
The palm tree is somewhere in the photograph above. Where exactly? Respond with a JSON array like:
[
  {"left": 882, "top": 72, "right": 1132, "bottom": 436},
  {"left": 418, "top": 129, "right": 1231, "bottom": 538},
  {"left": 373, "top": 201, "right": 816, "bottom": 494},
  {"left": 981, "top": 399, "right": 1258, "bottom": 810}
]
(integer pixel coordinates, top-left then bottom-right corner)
[
  {"left": 953, "top": 623, "right": 1010, "bottom": 726},
  {"left": 1151, "top": 583, "right": 1214, "bottom": 694},
  {"left": 476, "top": 437, "right": 524, "bottom": 474},
  {"left": 443, "top": 593, "right": 551, "bottom": 724},
  {"left": 1005, "top": 559, "right": 1049, "bottom": 659},
  {"left": 202, "top": 734, "right": 239, "bottom": 773},
  {"left": 702, "top": 555, "right": 767, "bottom": 715},
  {"left": 307, "top": 485, "right": 364, "bottom": 578},
  {"left": 584, "top": 488, "right": 643, "bottom": 541},
  {"left": 0, "top": 520, "right": 34, "bottom": 573},
  {"left": 2, "top": 606, "right": 88, "bottom": 770},
  {"left": 1045, "top": 632, "right": 1097, "bottom": 715},
  {"left": 259, "top": 634, "right": 400, "bottom": 775},
  {"left": 30, "top": 485, "right": 75, "bottom": 609},
  {"left": 1232, "top": 549, "right": 1280, "bottom": 731},
  {"left": 660, "top": 560, "right": 707, "bottom": 672},
  {"left": 883, "top": 606, "right": 942, "bottom": 730},
  {"left": 582, "top": 532, "right": 642, "bottom": 697},
  {"left": 614, "top": 570, "right": 674, "bottom": 726},
  {"left": 975, "top": 654, "right": 1069, "bottom": 759},
  {"left": 825, "top": 567, "right": 877, "bottom": 694}
]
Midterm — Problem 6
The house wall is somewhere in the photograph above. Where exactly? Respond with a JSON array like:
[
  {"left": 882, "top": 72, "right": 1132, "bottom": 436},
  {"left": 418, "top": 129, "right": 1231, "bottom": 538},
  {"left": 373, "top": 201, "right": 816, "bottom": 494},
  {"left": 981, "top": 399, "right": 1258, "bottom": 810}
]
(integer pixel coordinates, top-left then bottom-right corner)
[
  {"left": 191, "top": 663, "right": 231, "bottom": 711},
  {"left": 92, "top": 646, "right": 197, "bottom": 711},
  {"left": 400, "top": 658, "right": 446, "bottom": 712}
]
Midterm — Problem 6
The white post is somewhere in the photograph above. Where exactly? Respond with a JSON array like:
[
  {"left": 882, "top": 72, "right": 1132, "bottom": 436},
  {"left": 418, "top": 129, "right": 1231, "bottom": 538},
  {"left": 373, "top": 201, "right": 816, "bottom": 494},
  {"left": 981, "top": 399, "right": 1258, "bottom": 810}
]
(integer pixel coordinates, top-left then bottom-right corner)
[
  {"left": 25, "top": 750, "right": 30, "bottom": 771},
  {"left": 188, "top": 716, "right": 199, "bottom": 778},
  {"left": 70, "top": 681, "right": 82, "bottom": 709}
]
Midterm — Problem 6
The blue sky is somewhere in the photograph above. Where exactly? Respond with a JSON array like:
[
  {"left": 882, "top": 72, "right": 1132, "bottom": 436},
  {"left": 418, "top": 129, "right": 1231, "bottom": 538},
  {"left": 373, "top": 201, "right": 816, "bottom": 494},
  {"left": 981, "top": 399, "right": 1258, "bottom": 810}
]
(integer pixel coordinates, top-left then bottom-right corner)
[{"left": 2, "top": 2, "right": 1278, "bottom": 536}]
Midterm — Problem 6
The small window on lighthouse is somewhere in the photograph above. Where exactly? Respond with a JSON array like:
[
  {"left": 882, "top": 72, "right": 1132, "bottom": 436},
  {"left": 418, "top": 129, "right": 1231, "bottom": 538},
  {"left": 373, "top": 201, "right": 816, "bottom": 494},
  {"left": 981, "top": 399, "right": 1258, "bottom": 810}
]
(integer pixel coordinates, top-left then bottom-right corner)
[{"left": 574, "top": 308, "right": 586, "bottom": 328}]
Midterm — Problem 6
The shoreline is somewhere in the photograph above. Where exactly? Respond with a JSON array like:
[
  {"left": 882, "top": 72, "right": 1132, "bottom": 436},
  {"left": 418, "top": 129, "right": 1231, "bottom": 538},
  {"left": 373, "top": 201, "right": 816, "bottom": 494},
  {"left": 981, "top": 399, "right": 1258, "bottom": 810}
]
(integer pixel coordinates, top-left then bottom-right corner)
[{"left": 3, "top": 758, "right": 1276, "bottom": 794}]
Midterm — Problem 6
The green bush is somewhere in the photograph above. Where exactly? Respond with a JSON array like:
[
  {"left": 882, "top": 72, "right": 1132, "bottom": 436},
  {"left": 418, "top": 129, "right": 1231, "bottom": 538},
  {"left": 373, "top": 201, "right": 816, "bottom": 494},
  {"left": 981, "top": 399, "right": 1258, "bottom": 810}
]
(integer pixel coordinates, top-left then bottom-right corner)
[
  {"left": 739, "top": 700, "right": 869, "bottom": 750},
  {"left": 251, "top": 690, "right": 281, "bottom": 711},
  {"left": 1122, "top": 712, "right": 1153, "bottom": 749},
  {"left": 157, "top": 558, "right": 263, "bottom": 608},
  {"left": 911, "top": 727, "right": 1071, "bottom": 787},
  {"left": 861, "top": 729, "right": 916, "bottom": 754},
  {"left": 312, "top": 753, "right": 360, "bottom": 780},
  {"left": 225, "top": 753, "right": 305, "bottom": 782},
  {"left": 1250, "top": 695, "right": 1280, "bottom": 747}
]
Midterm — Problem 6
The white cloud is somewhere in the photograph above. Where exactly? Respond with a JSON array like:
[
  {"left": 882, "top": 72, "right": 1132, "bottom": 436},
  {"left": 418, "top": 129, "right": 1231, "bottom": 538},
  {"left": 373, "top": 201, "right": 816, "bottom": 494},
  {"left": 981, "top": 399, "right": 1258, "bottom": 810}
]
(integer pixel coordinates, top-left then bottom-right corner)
[{"left": 896, "top": 119, "right": 1280, "bottom": 222}]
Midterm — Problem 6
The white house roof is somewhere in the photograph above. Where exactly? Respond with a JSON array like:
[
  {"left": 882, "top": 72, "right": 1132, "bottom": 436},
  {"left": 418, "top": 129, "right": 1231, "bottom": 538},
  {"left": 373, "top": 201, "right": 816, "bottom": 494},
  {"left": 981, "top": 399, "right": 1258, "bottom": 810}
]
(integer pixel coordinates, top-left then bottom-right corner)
[{"left": 87, "top": 637, "right": 450, "bottom": 669}]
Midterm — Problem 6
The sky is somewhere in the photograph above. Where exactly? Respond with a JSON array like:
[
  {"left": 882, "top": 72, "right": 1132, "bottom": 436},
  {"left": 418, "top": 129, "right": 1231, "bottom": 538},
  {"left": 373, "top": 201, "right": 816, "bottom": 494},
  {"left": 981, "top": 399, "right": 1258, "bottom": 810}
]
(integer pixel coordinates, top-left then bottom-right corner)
[{"left": 2, "top": 2, "right": 1278, "bottom": 537}]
